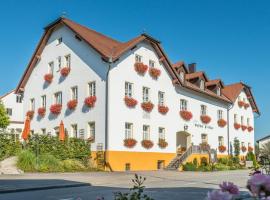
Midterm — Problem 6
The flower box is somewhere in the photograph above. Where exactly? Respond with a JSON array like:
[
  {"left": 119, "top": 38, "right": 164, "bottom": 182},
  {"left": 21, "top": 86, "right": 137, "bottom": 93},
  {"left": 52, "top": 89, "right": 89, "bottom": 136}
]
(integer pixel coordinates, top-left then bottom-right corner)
[
  {"left": 158, "top": 139, "right": 168, "bottom": 149},
  {"left": 26, "top": 110, "right": 34, "bottom": 119},
  {"left": 141, "top": 140, "right": 154, "bottom": 149},
  {"left": 218, "top": 145, "right": 226, "bottom": 153},
  {"left": 241, "top": 146, "right": 247, "bottom": 152},
  {"left": 67, "top": 99, "right": 78, "bottom": 110},
  {"left": 37, "top": 107, "right": 46, "bottom": 117},
  {"left": 134, "top": 63, "right": 148, "bottom": 75},
  {"left": 238, "top": 101, "right": 245, "bottom": 108},
  {"left": 50, "top": 104, "right": 62, "bottom": 115},
  {"left": 44, "top": 73, "right": 53, "bottom": 83},
  {"left": 200, "top": 115, "right": 211, "bottom": 124},
  {"left": 244, "top": 103, "right": 250, "bottom": 109},
  {"left": 234, "top": 123, "right": 241, "bottom": 130},
  {"left": 248, "top": 146, "right": 254, "bottom": 152},
  {"left": 248, "top": 126, "right": 254, "bottom": 132},
  {"left": 60, "top": 67, "right": 70, "bottom": 77},
  {"left": 217, "top": 119, "right": 227, "bottom": 127},
  {"left": 124, "top": 96, "right": 137, "bottom": 107},
  {"left": 158, "top": 105, "right": 169, "bottom": 114},
  {"left": 124, "top": 138, "right": 137, "bottom": 148},
  {"left": 180, "top": 110, "right": 193, "bottom": 121},
  {"left": 149, "top": 67, "right": 161, "bottom": 79},
  {"left": 84, "top": 96, "right": 97, "bottom": 108},
  {"left": 141, "top": 101, "right": 154, "bottom": 112},
  {"left": 241, "top": 125, "right": 247, "bottom": 131}
]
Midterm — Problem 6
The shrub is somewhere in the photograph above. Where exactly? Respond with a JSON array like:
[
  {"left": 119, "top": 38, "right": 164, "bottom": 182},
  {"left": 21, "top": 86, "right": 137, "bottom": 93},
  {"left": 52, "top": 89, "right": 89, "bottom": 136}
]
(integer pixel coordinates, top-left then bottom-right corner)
[
  {"left": 183, "top": 162, "right": 197, "bottom": 171},
  {"left": 193, "top": 158, "right": 198, "bottom": 167},
  {"left": 200, "top": 157, "right": 208, "bottom": 166},
  {"left": 0, "top": 133, "right": 21, "bottom": 161},
  {"left": 38, "top": 154, "right": 63, "bottom": 172},
  {"left": 214, "top": 163, "right": 230, "bottom": 171},
  {"left": 61, "top": 159, "right": 87, "bottom": 172},
  {"left": 17, "top": 150, "right": 36, "bottom": 172},
  {"left": 218, "top": 157, "right": 229, "bottom": 165},
  {"left": 198, "top": 165, "right": 212, "bottom": 172}
]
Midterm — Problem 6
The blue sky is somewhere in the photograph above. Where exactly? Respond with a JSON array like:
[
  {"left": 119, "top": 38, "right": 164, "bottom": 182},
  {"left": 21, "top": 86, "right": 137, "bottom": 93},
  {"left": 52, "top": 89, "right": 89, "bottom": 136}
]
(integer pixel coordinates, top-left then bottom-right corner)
[{"left": 0, "top": 0, "right": 269, "bottom": 139}]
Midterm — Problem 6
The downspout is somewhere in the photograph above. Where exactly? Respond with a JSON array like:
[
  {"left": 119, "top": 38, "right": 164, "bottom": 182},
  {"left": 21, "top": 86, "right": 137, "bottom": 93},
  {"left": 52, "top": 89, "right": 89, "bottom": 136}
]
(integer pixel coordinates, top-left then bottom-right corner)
[{"left": 227, "top": 104, "right": 233, "bottom": 156}]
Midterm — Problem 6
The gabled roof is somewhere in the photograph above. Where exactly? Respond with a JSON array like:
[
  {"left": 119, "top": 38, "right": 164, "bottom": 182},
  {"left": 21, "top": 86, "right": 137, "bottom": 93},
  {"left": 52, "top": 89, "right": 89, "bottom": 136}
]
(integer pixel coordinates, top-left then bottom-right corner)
[
  {"left": 257, "top": 135, "right": 270, "bottom": 143},
  {"left": 186, "top": 71, "right": 208, "bottom": 81},
  {"left": 206, "top": 79, "right": 224, "bottom": 88},
  {"left": 222, "top": 82, "right": 260, "bottom": 114},
  {"left": 172, "top": 61, "right": 188, "bottom": 73},
  {"left": 0, "top": 89, "right": 15, "bottom": 100}
]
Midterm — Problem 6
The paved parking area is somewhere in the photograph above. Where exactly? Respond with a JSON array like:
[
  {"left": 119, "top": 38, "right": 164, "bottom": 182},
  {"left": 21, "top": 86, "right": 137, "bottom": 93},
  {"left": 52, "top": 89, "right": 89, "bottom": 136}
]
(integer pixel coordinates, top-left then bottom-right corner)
[{"left": 0, "top": 170, "right": 250, "bottom": 200}]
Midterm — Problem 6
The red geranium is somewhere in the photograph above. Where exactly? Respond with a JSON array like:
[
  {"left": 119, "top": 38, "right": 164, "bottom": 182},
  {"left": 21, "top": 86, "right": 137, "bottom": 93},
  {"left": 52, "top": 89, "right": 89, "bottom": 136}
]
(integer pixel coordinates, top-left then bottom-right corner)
[
  {"left": 50, "top": 104, "right": 62, "bottom": 115},
  {"left": 141, "top": 140, "right": 154, "bottom": 149},
  {"left": 67, "top": 99, "right": 78, "bottom": 110},
  {"left": 218, "top": 145, "right": 226, "bottom": 153},
  {"left": 158, "top": 139, "right": 168, "bottom": 149},
  {"left": 158, "top": 105, "right": 169, "bottom": 114},
  {"left": 201, "top": 115, "right": 211, "bottom": 124},
  {"left": 124, "top": 138, "right": 137, "bottom": 148},
  {"left": 241, "top": 125, "right": 247, "bottom": 131},
  {"left": 44, "top": 74, "right": 53, "bottom": 83},
  {"left": 37, "top": 107, "right": 46, "bottom": 117},
  {"left": 84, "top": 96, "right": 97, "bottom": 108},
  {"left": 248, "top": 126, "right": 254, "bottom": 132},
  {"left": 149, "top": 67, "right": 161, "bottom": 78},
  {"left": 60, "top": 67, "right": 70, "bottom": 77},
  {"left": 238, "top": 101, "right": 245, "bottom": 108},
  {"left": 180, "top": 110, "right": 193, "bottom": 121},
  {"left": 241, "top": 146, "right": 247, "bottom": 152},
  {"left": 141, "top": 101, "right": 154, "bottom": 112},
  {"left": 217, "top": 119, "right": 227, "bottom": 127},
  {"left": 124, "top": 96, "right": 138, "bottom": 107},
  {"left": 248, "top": 146, "right": 254, "bottom": 152},
  {"left": 26, "top": 110, "right": 34, "bottom": 119},
  {"left": 134, "top": 63, "right": 148, "bottom": 75},
  {"left": 234, "top": 123, "right": 241, "bottom": 130}
]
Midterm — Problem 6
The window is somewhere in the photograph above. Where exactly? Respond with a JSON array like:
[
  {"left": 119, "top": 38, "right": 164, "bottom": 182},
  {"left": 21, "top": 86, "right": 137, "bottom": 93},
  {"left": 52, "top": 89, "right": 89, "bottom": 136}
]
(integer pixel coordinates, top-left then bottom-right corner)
[
  {"left": 125, "top": 163, "right": 131, "bottom": 171},
  {"left": 218, "top": 136, "right": 224, "bottom": 146},
  {"left": 41, "top": 95, "right": 46, "bottom": 108},
  {"left": 243, "top": 98, "right": 246, "bottom": 103},
  {"left": 71, "top": 124, "right": 78, "bottom": 138},
  {"left": 6, "top": 108, "right": 12, "bottom": 116},
  {"left": 201, "top": 134, "right": 208, "bottom": 143},
  {"left": 88, "top": 122, "right": 95, "bottom": 139},
  {"left": 65, "top": 54, "right": 71, "bottom": 68},
  {"left": 57, "top": 56, "right": 61, "bottom": 70},
  {"left": 234, "top": 114, "right": 238, "bottom": 123},
  {"left": 41, "top": 128, "right": 46, "bottom": 135},
  {"left": 248, "top": 142, "right": 251, "bottom": 147},
  {"left": 142, "top": 87, "right": 150, "bottom": 102},
  {"left": 56, "top": 37, "right": 62, "bottom": 45},
  {"left": 48, "top": 62, "right": 54, "bottom": 75},
  {"left": 135, "top": 54, "right": 142, "bottom": 63},
  {"left": 241, "top": 116, "right": 244, "bottom": 125},
  {"left": 217, "top": 110, "right": 223, "bottom": 120},
  {"left": 180, "top": 99, "right": 187, "bottom": 111},
  {"left": 201, "top": 105, "right": 207, "bottom": 115},
  {"left": 71, "top": 86, "right": 78, "bottom": 100},
  {"left": 217, "top": 87, "right": 221, "bottom": 96},
  {"left": 30, "top": 98, "right": 35, "bottom": 111},
  {"left": 200, "top": 79, "right": 205, "bottom": 90},
  {"left": 143, "top": 125, "right": 150, "bottom": 140},
  {"left": 54, "top": 92, "right": 62, "bottom": 104},
  {"left": 247, "top": 118, "right": 250, "bottom": 126},
  {"left": 159, "top": 127, "right": 165, "bottom": 140},
  {"left": 125, "top": 123, "right": 133, "bottom": 139},
  {"left": 179, "top": 72, "right": 185, "bottom": 82},
  {"left": 241, "top": 142, "right": 245, "bottom": 147},
  {"left": 125, "top": 82, "right": 133, "bottom": 97},
  {"left": 16, "top": 95, "right": 23, "bottom": 103},
  {"left": 88, "top": 82, "right": 96, "bottom": 96},
  {"left": 158, "top": 91, "right": 165, "bottom": 106},
  {"left": 149, "top": 60, "right": 155, "bottom": 68}
]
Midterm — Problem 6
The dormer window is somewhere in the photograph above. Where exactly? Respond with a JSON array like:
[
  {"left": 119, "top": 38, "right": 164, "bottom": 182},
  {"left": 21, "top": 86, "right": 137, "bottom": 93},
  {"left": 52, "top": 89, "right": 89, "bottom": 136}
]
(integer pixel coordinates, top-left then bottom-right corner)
[
  {"left": 200, "top": 79, "right": 205, "bottom": 90},
  {"left": 179, "top": 71, "right": 185, "bottom": 82},
  {"left": 217, "top": 87, "right": 221, "bottom": 96},
  {"left": 56, "top": 37, "right": 62, "bottom": 45},
  {"left": 135, "top": 54, "right": 142, "bottom": 63}
]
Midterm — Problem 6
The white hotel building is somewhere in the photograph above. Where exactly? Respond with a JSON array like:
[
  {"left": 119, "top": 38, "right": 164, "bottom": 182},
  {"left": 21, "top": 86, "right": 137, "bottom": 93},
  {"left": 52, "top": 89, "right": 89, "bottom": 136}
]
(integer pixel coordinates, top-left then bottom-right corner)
[{"left": 15, "top": 17, "right": 259, "bottom": 171}]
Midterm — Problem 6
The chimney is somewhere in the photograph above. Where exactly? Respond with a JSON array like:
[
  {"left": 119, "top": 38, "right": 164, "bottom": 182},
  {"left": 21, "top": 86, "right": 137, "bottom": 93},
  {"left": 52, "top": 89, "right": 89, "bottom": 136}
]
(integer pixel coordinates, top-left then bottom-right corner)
[{"left": 188, "top": 63, "right": 196, "bottom": 73}]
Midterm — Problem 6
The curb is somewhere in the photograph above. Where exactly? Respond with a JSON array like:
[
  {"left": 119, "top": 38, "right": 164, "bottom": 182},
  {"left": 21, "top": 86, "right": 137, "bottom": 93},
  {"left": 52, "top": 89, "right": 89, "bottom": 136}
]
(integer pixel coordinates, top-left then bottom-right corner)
[{"left": 0, "top": 183, "right": 91, "bottom": 194}]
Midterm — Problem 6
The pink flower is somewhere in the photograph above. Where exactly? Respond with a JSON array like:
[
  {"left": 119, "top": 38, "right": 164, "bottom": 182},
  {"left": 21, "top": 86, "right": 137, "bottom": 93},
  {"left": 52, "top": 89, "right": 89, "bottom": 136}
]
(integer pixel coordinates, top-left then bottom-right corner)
[
  {"left": 247, "top": 174, "right": 270, "bottom": 196},
  {"left": 219, "top": 182, "right": 239, "bottom": 195},
  {"left": 207, "top": 190, "right": 232, "bottom": 200}
]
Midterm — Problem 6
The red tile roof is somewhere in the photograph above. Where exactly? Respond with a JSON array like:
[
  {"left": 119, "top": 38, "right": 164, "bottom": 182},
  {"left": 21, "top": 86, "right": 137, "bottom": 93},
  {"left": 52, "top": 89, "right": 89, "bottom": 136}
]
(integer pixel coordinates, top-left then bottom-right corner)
[{"left": 186, "top": 71, "right": 208, "bottom": 81}]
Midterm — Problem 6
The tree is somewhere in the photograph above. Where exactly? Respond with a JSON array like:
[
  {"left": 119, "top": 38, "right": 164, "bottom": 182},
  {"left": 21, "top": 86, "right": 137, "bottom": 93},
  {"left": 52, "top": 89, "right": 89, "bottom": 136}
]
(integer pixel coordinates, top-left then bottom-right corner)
[
  {"left": 0, "top": 101, "right": 9, "bottom": 129},
  {"left": 233, "top": 138, "right": 240, "bottom": 157},
  {"left": 260, "top": 142, "right": 270, "bottom": 158}
]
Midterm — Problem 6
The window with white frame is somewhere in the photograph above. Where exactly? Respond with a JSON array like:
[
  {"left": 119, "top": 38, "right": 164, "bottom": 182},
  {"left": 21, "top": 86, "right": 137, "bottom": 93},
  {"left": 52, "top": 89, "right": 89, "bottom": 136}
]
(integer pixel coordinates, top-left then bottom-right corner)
[
  {"left": 30, "top": 98, "right": 35, "bottom": 111},
  {"left": 234, "top": 114, "right": 238, "bottom": 123},
  {"left": 217, "top": 87, "right": 221, "bottom": 96},
  {"left": 56, "top": 37, "right": 62, "bottom": 45},
  {"left": 241, "top": 116, "right": 244, "bottom": 125},
  {"left": 6, "top": 108, "right": 12, "bottom": 116},
  {"left": 217, "top": 110, "right": 223, "bottom": 120},
  {"left": 71, "top": 124, "right": 78, "bottom": 138},
  {"left": 88, "top": 122, "right": 95, "bottom": 139},
  {"left": 201, "top": 105, "right": 207, "bottom": 115},
  {"left": 71, "top": 86, "right": 78, "bottom": 100},
  {"left": 125, "top": 82, "right": 133, "bottom": 97},
  {"left": 247, "top": 118, "right": 250, "bottom": 126},
  {"left": 16, "top": 95, "right": 23, "bottom": 103},
  {"left": 180, "top": 99, "right": 188, "bottom": 111},
  {"left": 143, "top": 125, "right": 150, "bottom": 140},
  {"left": 41, "top": 95, "right": 46, "bottom": 108},
  {"left": 201, "top": 134, "right": 208, "bottom": 143},
  {"left": 149, "top": 60, "right": 155, "bottom": 68},
  {"left": 54, "top": 92, "right": 62, "bottom": 104},
  {"left": 158, "top": 91, "right": 165, "bottom": 106},
  {"left": 179, "top": 71, "right": 185, "bottom": 82},
  {"left": 218, "top": 136, "right": 224, "bottom": 146},
  {"left": 241, "top": 142, "right": 245, "bottom": 147},
  {"left": 158, "top": 127, "right": 165, "bottom": 140},
  {"left": 142, "top": 87, "right": 150, "bottom": 102},
  {"left": 57, "top": 56, "right": 61, "bottom": 70},
  {"left": 48, "top": 62, "right": 54, "bottom": 74},
  {"left": 65, "top": 54, "right": 71, "bottom": 68},
  {"left": 125, "top": 123, "right": 133, "bottom": 139},
  {"left": 135, "top": 54, "right": 142, "bottom": 63},
  {"left": 200, "top": 79, "right": 205, "bottom": 90},
  {"left": 88, "top": 82, "right": 96, "bottom": 96}
]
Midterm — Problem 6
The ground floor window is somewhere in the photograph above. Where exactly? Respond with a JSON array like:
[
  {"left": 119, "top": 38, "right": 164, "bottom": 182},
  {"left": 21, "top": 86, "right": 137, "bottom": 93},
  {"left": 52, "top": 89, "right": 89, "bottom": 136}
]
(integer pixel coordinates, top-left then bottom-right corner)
[
  {"left": 157, "top": 160, "right": 165, "bottom": 170},
  {"left": 125, "top": 123, "right": 133, "bottom": 139},
  {"left": 218, "top": 136, "right": 224, "bottom": 146},
  {"left": 41, "top": 128, "right": 46, "bottom": 135},
  {"left": 201, "top": 134, "right": 208, "bottom": 144},
  {"left": 143, "top": 125, "right": 150, "bottom": 140},
  {"left": 158, "top": 127, "right": 165, "bottom": 140},
  {"left": 71, "top": 124, "right": 78, "bottom": 138},
  {"left": 88, "top": 122, "right": 95, "bottom": 141},
  {"left": 125, "top": 163, "right": 131, "bottom": 171}
]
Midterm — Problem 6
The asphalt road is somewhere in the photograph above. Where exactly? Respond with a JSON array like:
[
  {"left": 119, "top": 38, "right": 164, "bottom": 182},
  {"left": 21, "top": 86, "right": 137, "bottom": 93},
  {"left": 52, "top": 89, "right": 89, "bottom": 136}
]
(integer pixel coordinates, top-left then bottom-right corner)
[{"left": 0, "top": 170, "right": 250, "bottom": 200}]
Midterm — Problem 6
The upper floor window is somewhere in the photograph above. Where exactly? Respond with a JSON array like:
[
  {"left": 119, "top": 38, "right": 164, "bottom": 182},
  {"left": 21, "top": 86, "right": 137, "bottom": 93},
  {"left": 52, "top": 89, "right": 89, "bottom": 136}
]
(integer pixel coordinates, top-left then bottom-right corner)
[
  {"left": 142, "top": 87, "right": 150, "bottom": 102},
  {"left": 217, "top": 87, "right": 221, "bottom": 96},
  {"left": 65, "top": 54, "right": 71, "bottom": 68},
  {"left": 57, "top": 56, "right": 61, "bottom": 70},
  {"left": 159, "top": 127, "right": 165, "bottom": 140},
  {"left": 200, "top": 79, "right": 205, "bottom": 90},
  {"left": 135, "top": 54, "right": 142, "bottom": 63},
  {"left": 217, "top": 110, "right": 223, "bottom": 120},
  {"left": 218, "top": 136, "right": 224, "bottom": 146},
  {"left": 201, "top": 105, "right": 207, "bottom": 115},
  {"left": 71, "top": 86, "right": 78, "bottom": 100},
  {"left": 149, "top": 60, "right": 155, "bottom": 68},
  {"left": 158, "top": 91, "right": 165, "bottom": 106},
  {"left": 247, "top": 118, "right": 250, "bottom": 126},
  {"left": 143, "top": 125, "right": 150, "bottom": 140},
  {"left": 125, "top": 122, "right": 133, "bottom": 139},
  {"left": 241, "top": 116, "right": 244, "bottom": 125},
  {"left": 6, "top": 108, "right": 12, "bottom": 116},
  {"left": 48, "top": 62, "right": 54, "bottom": 75},
  {"left": 56, "top": 37, "right": 62, "bottom": 45},
  {"left": 54, "top": 92, "right": 62, "bottom": 104},
  {"left": 41, "top": 95, "right": 46, "bottom": 108},
  {"left": 241, "top": 142, "right": 245, "bottom": 147},
  {"left": 179, "top": 71, "right": 185, "bottom": 82},
  {"left": 16, "top": 95, "right": 23, "bottom": 103},
  {"left": 88, "top": 82, "right": 96, "bottom": 96},
  {"left": 125, "top": 82, "right": 133, "bottom": 97},
  {"left": 234, "top": 114, "right": 238, "bottom": 123},
  {"left": 30, "top": 98, "right": 35, "bottom": 111},
  {"left": 180, "top": 99, "right": 187, "bottom": 111}
]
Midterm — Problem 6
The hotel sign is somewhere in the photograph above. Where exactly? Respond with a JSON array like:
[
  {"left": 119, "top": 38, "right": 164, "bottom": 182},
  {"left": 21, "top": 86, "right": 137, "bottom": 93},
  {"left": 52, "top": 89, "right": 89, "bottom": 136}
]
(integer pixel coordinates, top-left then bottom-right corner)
[{"left": 194, "top": 121, "right": 214, "bottom": 130}]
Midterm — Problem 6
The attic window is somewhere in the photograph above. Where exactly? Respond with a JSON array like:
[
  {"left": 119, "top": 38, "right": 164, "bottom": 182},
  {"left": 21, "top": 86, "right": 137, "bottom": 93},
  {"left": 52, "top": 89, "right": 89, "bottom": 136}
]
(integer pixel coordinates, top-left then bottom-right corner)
[
  {"left": 56, "top": 37, "right": 62, "bottom": 45},
  {"left": 217, "top": 87, "right": 221, "bottom": 96},
  {"left": 179, "top": 71, "right": 185, "bottom": 82},
  {"left": 200, "top": 79, "right": 205, "bottom": 90}
]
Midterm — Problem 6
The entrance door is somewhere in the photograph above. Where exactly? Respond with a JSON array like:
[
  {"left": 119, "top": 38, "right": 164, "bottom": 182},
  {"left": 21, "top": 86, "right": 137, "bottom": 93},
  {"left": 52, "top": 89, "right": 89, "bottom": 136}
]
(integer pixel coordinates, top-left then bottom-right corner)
[{"left": 176, "top": 131, "right": 191, "bottom": 155}]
